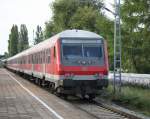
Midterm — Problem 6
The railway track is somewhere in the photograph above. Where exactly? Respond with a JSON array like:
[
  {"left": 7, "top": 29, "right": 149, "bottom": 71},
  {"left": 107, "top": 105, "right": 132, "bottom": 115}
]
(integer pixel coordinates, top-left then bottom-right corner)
[
  {"left": 69, "top": 99, "right": 128, "bottom": 119},
  {"left": 7, "top": 69, "right": 149, "bottom": 119},
  {"left": 70, "top": 98, "right": 150, "bottom": 119}
]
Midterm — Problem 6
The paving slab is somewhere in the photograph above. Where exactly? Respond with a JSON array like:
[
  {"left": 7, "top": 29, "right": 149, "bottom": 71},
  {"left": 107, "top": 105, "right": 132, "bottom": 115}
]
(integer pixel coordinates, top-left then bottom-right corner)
[{"left": 0, "top": 69, "right": 98, "bottom": 119}]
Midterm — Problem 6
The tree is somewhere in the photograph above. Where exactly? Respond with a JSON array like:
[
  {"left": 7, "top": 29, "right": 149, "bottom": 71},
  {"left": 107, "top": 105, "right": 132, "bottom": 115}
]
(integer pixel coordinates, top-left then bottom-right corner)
[
  {"left": 69, "top": 6, "right": 99, "bottom": 31},
  {"left": 18, "top": 24, "right": 29, "bottom": 52},
  {"left": 44, "top": 0, "right": 104, "bottom": 37},
  {"left": 34, "top": 25, "right": 43, "bottom": 45},
  {"left": 121, "top": 0, "right": 150, "bottom": 73},
  {"left": 8, "top": 25, "right": 19, "bottom": 56}
]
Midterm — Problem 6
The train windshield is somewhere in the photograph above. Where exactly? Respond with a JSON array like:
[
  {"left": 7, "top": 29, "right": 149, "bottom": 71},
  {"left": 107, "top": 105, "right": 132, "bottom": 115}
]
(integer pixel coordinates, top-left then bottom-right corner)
[
  {"left": 61, "top": 39, "right": 104, "bottom": 66},
  {"left": 63, "top": 44, "right": 82, "bottom": 59},
  {"left": 84, "top": 45, "right": 102, "bottom": 59},
  {"left": 63, "top": 44, "right": 102, "bottom": 59}
]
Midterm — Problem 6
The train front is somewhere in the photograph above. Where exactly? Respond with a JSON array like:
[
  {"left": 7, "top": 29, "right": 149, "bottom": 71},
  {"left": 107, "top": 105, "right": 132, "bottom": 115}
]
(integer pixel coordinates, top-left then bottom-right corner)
[{"left": 58, "top": 30, "right": 109, "bottom": 98}]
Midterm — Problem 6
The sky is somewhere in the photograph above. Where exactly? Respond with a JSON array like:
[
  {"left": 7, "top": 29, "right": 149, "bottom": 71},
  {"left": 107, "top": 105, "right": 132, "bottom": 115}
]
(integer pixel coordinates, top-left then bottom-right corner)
[{"left": 0, "top": 0, "right": 114, "bottom": 55}]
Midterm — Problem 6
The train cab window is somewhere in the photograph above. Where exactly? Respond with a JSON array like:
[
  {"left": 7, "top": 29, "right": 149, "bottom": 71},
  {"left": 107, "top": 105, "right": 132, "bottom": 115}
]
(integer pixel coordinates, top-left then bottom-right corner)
[
  {"left": 84, "top": 45, "right": 102, "bottom": 59},
  {"left": 62, "top": 44, "right": 82, "bottom": 59}
]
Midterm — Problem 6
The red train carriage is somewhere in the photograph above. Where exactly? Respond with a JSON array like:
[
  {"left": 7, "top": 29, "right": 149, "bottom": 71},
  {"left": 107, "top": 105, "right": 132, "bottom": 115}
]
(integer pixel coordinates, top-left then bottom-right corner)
[{"left": 6, "top": 30, "right": 109, "bottom": 99}]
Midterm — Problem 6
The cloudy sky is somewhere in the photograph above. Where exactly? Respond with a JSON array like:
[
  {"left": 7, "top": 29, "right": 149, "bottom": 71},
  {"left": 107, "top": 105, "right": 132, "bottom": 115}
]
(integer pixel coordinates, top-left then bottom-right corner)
[{"left": 0, "top": 0, "right": 114, "bottom": 55}]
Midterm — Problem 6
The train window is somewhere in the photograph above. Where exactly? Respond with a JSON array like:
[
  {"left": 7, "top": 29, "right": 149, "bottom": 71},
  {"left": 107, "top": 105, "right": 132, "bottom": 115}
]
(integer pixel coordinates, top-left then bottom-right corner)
[
  {"left": 42, "top": 50, "right": 45, "bottom": 63},
  {"left": 34, "top": 54, "right": 35, "bottom": 64},
  {"left": 38, "top": 52, "right": 39, "bottom": 64},
  {"left": 29, "top": 55, "right": 32, "bottom": 64},
  {"left": 32, "top": 54, "right": 34, "bottom": 64},
  {"left": 48, "top": 49, "right": 50, "bottom": 63},
  {"left": 41, "top": 51, "right": 43, "bottom": 64},
  {"left": 35, "top": 54, "right": 37, "bottom": 64},
  {"left": 84, "top": 45, "right": 102, "bottom": 59},
  {"left": 39, "top": 52, "right": 41, "bottom": 64},
  {"left": 27, "top": 56, "right": 29, "bottom": 64},
  {"left": 39, "top": 52, "right": 40, "bottom": 64},
  {"left": 29, "top": 55, "right": 31, "bottom": 64},
  {"left": 62, "top": 44, "right": 82, "bottom": 59},
  {"left": 34, "top": 54, "right": 36, "bottom": 64},
  {"left": 54, "top": 47, "right": 56, "bottom": 58},
  {"left": 36, "top": 53, "right": 38, "bottom": 64}
]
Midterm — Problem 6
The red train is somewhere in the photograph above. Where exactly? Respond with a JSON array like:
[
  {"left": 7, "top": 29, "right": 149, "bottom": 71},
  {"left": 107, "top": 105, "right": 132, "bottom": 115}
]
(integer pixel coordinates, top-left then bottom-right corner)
[{"left": 6, "top": 30, "right": 109, "bottom": 99}]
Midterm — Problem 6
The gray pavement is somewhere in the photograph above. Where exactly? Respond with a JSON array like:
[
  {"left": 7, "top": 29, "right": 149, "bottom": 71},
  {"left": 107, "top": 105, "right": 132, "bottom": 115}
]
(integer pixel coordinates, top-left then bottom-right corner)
[{"left": 0, "top": 69, "right": 97, "bottom": 119}]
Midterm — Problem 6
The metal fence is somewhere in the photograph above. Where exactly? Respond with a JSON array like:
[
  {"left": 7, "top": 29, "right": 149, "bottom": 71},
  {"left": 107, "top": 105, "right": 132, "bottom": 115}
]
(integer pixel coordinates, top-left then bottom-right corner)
[{"left": 109, "top": 73, "right": 150, "bottom": 88}]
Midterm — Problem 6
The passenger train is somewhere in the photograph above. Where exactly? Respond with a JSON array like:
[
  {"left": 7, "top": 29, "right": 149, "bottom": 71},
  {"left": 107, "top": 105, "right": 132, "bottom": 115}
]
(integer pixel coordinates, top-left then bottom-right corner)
[{"left": 6, "top": 30, "right": 109, "bottom": 99}]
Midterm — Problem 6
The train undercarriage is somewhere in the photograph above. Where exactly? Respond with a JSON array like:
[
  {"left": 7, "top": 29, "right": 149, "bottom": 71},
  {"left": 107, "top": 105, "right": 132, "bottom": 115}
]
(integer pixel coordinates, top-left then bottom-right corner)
[{"left": 7, "top": 68, "right": 108, "bottom": 100}]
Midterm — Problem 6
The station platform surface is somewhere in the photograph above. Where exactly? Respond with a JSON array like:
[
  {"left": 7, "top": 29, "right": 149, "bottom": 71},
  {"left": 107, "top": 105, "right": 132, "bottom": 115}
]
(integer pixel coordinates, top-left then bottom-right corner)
[{"left": 0, "top": 68, "right": 96, "bottom": 119}]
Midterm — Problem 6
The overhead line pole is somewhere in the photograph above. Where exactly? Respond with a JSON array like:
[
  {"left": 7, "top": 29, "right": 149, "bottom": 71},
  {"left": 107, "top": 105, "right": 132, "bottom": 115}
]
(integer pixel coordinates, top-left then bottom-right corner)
[
  {"left": 102, "top": 1, "right": 122, "bottom": 94},
  {"left": 113, "top": 0, "right": 121, "bottom": 94}
]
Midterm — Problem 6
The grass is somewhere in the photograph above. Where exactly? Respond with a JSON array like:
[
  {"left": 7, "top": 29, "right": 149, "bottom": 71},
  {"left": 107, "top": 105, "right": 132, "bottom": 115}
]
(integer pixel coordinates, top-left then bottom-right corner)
[{"left": 103, "top": 84, "right": 150, "bottom": 116}]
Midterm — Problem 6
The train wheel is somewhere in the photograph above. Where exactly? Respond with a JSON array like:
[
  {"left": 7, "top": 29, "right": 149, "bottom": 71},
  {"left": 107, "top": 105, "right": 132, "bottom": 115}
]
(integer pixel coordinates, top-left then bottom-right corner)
[
  {"left": 41, "top": 80, "right": 46, "bottom": 87},
  {"left": 50, "top": 83, "right": 55, "bottom": 94},
  {"left": 56, "top": 86, "right": 63, "bottom": 97}
]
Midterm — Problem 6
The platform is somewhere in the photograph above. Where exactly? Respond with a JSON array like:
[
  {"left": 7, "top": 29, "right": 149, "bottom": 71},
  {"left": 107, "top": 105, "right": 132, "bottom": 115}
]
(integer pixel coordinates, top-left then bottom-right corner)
[{"left": 0, "top": 68, "right": 97, "bottom": 119}]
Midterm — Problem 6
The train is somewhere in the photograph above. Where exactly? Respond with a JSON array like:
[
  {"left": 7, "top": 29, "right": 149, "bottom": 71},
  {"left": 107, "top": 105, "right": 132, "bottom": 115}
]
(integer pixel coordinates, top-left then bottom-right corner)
[{"left": 5, "top": 29, "right": 109, "bottom": 100}]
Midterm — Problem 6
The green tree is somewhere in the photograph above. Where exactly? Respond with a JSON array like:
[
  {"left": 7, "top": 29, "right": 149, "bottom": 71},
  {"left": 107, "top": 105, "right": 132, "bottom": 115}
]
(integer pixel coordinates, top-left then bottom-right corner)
[
  {"left": 69, "top": 6, "right": 99, "bottom": 31},
  {"left": 45, "top": 0, "right": 104, "bottom": 37},
  {"left": 34, "top": 25, "right": 43, "bottom": 44},
  {"left": 8, "top": 25, "right": 19, "bottom": 56},
  {"left": 121, "top": 0, "right": 150, "bottom": 73},
  {"left": 18, "top": 24, "right": 29, "bottom": 52}
]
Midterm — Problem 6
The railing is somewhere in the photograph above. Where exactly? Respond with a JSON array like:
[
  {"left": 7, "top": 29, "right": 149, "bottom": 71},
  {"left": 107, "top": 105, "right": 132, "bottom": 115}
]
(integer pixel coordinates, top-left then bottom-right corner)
[{"left": 109, "top": 73, "right": 150, "bottom": 88}]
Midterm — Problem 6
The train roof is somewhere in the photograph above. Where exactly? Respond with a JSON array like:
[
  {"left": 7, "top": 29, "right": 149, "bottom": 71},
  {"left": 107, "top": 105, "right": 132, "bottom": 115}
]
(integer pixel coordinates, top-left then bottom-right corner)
[
  {"left": 7, "top": 29, "right": 104, "bottom": 61},
  {"left": 58, "top": 29, "right": 103, "bottom": 39}
]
